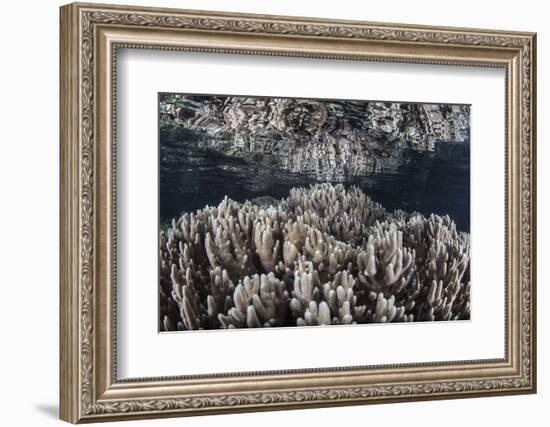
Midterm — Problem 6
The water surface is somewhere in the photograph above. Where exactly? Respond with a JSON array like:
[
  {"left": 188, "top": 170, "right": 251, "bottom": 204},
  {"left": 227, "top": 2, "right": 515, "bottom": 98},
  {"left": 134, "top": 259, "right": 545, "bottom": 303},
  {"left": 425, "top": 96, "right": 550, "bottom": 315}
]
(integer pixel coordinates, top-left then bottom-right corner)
[{"left": 159, "top": 133, "right": 470, "bottom": 232}]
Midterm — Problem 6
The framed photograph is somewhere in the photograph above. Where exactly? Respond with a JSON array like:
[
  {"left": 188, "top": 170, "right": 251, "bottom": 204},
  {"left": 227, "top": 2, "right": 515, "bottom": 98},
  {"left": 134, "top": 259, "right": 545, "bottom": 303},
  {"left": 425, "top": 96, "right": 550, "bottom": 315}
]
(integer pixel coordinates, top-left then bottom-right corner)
[{"left": 59, "top": 2, "right": 537, "bottom": 423}]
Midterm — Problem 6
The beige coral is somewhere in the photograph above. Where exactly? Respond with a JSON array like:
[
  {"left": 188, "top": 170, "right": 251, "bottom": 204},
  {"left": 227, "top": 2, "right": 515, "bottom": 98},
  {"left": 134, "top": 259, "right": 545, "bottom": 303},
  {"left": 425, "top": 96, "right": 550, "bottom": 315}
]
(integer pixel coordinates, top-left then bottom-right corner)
[{"left": 159, "top": 183, "right": 471, "bottom": 331}]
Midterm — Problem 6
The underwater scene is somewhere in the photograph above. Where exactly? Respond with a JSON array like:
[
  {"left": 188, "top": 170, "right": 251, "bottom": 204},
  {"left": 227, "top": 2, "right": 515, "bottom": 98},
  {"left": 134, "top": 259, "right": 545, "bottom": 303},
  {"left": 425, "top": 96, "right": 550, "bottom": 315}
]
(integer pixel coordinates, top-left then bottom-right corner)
[{"left": 158, "top": 93, "right": 471, "bottom": 332}]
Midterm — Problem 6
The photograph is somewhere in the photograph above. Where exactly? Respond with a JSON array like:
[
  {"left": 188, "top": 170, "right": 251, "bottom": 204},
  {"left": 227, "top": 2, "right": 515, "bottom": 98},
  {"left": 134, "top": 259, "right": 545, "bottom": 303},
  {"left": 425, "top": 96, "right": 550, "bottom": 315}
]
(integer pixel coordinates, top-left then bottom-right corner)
[{"left": 158, "top": 93, "right": 471, "bottom": 331}]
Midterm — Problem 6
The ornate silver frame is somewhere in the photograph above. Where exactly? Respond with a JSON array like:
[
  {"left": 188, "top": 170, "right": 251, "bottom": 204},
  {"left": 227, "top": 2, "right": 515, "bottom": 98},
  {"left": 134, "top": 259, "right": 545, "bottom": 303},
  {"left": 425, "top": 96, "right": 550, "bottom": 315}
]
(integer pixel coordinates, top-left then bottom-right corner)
[{"left": 60, "top": 2, "right": 537, "bottom": 423}]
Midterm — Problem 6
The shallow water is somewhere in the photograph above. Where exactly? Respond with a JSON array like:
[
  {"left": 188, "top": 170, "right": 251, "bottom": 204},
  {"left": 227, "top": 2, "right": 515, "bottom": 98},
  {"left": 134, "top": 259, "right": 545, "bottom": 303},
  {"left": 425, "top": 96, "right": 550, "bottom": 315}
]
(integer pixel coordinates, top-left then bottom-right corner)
[{"left": 159, "top": 136, "right": 470, "bottom": 232}]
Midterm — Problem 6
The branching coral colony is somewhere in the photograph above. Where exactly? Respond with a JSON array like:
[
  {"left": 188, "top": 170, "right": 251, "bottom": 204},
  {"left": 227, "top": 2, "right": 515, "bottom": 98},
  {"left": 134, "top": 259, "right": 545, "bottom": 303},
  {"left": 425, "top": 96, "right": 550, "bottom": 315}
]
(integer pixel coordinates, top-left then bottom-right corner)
[{"left": 159, "top": 183, "right": 470, "bottom": 331}]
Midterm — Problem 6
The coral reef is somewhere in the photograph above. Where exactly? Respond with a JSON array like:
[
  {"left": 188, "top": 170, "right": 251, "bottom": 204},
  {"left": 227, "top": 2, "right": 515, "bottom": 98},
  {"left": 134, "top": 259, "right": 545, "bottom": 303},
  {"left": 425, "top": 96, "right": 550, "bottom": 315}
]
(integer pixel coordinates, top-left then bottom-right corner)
[
  {"left": 160, "top": 95, "right": 470, "bottom": 180},
  {"left": 159, "top": 183, "right": 470, "bottom": 331}
]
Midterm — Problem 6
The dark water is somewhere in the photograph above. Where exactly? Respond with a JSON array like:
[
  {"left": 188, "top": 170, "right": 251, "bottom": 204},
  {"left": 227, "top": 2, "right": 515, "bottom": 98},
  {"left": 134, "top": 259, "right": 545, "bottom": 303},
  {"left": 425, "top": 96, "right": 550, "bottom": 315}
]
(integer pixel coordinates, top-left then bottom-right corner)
[{"left": 159, "top": 135, "right": 470, "bottom": 232}]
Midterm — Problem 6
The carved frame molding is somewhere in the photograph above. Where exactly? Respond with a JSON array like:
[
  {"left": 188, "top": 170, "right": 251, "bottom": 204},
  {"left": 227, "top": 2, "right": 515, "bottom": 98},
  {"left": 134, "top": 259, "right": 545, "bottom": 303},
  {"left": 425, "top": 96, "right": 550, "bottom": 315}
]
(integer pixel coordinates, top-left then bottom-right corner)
[{"left": 60, "top": 2, "right": 536, "bottom": 423}]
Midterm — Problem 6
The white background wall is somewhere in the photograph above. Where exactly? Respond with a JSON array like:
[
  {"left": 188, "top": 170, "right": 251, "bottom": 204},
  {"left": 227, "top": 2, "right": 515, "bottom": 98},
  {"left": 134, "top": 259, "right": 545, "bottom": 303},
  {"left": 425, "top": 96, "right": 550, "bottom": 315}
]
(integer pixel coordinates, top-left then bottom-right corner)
[{"left": 0, "top": 0, "right": 546, "bottom": 425}]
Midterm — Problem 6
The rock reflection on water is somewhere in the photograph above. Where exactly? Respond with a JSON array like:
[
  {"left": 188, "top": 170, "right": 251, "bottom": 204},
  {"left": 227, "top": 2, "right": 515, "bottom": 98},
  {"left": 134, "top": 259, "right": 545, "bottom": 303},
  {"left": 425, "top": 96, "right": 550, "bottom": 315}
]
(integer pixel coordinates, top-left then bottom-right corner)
[{"left": 160, "top": 95, "right": 470, "bottom": 181}]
